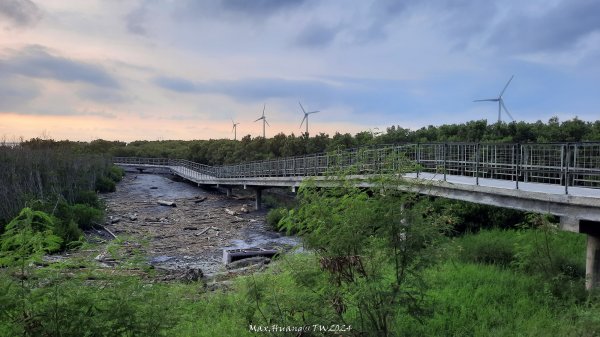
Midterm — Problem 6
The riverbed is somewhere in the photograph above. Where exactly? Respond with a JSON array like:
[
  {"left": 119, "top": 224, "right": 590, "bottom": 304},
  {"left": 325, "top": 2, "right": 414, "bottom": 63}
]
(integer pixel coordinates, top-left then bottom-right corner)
[{"left": 100, "top": 172, "right": 299, "bottom": 275}]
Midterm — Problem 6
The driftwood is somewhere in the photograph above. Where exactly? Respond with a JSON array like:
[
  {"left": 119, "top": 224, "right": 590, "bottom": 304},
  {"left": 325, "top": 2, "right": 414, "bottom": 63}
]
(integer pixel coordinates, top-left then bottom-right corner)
[
  {"left": 94, "top": 223, "right": 117, "bottom": 239},
  {"left": 193, "top": 196, "right": 207, "bottom": 203},
  {"left": 195, "top": 226, "right": 220, "bottom": 236},
  {"left": 224, "top": 208, "right": 237, "bottom": 216},
  {"left": 157, "top": 200, "right": 176, "bottom": 207},
  {"left": 196, "top": 227, "right": 211, "bottom": 236},
  {"left": 231, "top": 216, "right": 245, "bottom": 223}
]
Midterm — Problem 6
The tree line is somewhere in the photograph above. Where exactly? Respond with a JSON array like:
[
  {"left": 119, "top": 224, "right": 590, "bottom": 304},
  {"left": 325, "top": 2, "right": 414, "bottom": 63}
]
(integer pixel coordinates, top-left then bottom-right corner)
[{"left": 11, "top": 117, "right": 600, "bottom": 167}]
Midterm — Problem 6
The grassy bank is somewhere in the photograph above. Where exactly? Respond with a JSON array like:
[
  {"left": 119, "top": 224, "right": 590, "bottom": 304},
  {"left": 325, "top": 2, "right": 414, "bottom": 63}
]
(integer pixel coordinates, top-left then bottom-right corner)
[{"left": 0, "top": 228, "right": 598, "bottom": 336}]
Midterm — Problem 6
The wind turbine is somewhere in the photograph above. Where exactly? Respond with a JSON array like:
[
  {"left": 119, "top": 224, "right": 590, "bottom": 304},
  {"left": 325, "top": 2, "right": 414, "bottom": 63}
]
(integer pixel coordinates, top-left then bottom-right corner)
[
  {"left": 231, "top": 119, "right": 240, "bottom": 140},
  {"left": 299, "top": 101, "right": 319, "bottom": 135},
  {"left": 254, "top": 104, "right": 270, "bottom": 138},
  {"left": 473, "top": 75, "right": 515, "bottom": 123}
]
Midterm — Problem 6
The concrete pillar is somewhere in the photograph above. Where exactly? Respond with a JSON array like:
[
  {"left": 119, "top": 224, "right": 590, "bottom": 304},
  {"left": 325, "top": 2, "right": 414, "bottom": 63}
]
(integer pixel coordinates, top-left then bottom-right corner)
[
  {"left": 560, "top": 217, "right": 579, "bottom": 233},
  {"left": 226, "top": 187, "right": 233, "bottom": 197},
  {"left": 255, "top": 188, "right": 262, "bottom": 211},
  {"left": 580, "top": 220, "right": 600, "bottom": 290},
  {"left": 587, "top": 234, "right": 600, "bottom": 290}
]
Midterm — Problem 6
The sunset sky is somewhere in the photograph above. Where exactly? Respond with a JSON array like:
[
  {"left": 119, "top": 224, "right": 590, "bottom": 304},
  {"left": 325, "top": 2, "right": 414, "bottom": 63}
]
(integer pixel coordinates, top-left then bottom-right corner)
[{"left": 1, "top": 0, "right": 599, "bottom": 142}]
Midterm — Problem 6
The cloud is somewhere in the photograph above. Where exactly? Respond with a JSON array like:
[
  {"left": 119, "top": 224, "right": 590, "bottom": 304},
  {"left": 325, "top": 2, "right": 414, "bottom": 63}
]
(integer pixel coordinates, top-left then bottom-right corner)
[
  {"left": 0, "top": 0, "right": 42, "bottom": 27},
  {"left": 219, "top": 0, "right": 308, "bottom": 16},
  {"left": 488, "top": 0, "right": 600, "bottom": 53},
  {"left": 295, "top": 23, "right": 340, "bottom": 48},
  {"left": 154, "top": 76, "right": 197, "bottom": 93},
  {"left": 155, "top": 76, "right": 335, "bottom": 102},
  {"left": 0, "top": 75, "right": 40, "bottom": 110},
  {"left": 125, "top": 4, "right": 148, "bottom": 36},
  {"left": 153, "top": 75, "right": 418, "bottom": 120},
  {"left": 77, "top": 87, "right": 130, "bottom": 104},
  {"left": 1, "top": 45, "right": 119, "bottom": 88},
  {"left": 172, "top": 0, "right": 310, "bottom": 22}
]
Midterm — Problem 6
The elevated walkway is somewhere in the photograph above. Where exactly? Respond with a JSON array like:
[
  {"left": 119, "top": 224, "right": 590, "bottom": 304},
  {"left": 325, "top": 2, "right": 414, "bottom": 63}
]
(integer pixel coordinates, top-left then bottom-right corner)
[{"left": 114, "top": 141, "right": 600, "bottom": 288}]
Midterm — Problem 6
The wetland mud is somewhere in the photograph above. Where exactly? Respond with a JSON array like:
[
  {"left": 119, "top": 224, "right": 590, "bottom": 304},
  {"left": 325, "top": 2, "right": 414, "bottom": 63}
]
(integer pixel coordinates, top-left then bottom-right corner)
[{"left": 100, "top": 172, "right": 299, "bottom": 275}]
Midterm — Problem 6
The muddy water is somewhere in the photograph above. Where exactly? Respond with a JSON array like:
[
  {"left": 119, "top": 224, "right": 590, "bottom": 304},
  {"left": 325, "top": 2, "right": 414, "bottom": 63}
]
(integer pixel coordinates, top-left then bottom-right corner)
[{"left": 101, "top": 172, "right": 300, "bottom": 275}]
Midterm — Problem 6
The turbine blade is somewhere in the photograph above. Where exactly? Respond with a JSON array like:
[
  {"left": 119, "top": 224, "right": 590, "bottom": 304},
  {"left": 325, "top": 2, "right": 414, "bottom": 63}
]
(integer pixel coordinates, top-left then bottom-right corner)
[
  {"left": 308, "top": 110, "right": 319, "bottom": 114},
  {"left": 473, "top": 99, "right": 498, "bottom": 102},
  {"left": 501, "top": 99, "right": 514, "bottom": 121},
  {"left": 499, "top": 75, "right": 514, "bottom": 97},
  {"left": 265, "top": 119, "right": 270, "bottom": 127},
  {"left": 300, "top": 115, "right": 306, "bottom": 128},
  {"left": 299, "top": 101, "right": 306, "bottom": 114},
  {"left": 254, "top": 117, "right": 262, "bottom": 122},
  {"left": 262, "top": 104, "right": 266, "bottom": 117}
]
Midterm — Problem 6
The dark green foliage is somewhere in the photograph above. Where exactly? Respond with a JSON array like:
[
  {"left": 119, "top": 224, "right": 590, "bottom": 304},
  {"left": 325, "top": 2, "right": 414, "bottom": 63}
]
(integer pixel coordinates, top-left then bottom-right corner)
[
  {"left": 271, "top": 168, "right": 450, "bottom": 335},
  {"left": 265, "top": 207, "right": 287, "bottom": 231},
  {"left": 427, "top": 197, "right": 527, "bottom": 234},
  {"left": 108, "top": 165, "right": 125, "bottom": 182},
  {"left": 0, "top": 146, "right": 110, "bottom": 226},
  {"left": 455, "top": 226, "right": 586, "bottom": 282},
  {"left": 513, "top": 216, "right": 586, "bottom": 281},
  {"left": 71, "top": 203, "right": 103, "bottom": 230},
  {"left": 74, "top": 190, "right": 101, "bottom": 208},
  {"left": 0, "top": 208, "right": 62, "bottom": 259},
  {"left": 28, "top": 199, "right": 101, "bottom": 247},
  {"left": 457, "top": 229, "right": 517, "bottom": 266},
  {"left": 52, "top": 219, "right": 83, "bottom": 247},
  {"left": 96, "top": 175, "right": 116, "bottom": 192}
]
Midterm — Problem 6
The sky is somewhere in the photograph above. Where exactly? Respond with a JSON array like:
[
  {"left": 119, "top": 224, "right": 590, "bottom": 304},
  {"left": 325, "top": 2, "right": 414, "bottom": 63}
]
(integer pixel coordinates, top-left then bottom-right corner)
[{"left": 1, "top": 0, "right": 599, "bottom": 142}]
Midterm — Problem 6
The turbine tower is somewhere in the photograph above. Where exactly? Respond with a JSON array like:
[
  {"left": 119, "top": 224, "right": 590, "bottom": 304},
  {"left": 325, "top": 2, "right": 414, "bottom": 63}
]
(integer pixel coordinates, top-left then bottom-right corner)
[
  {"left": 473, "top": 75, "right": 515, "bottom": 123},
  {"left": 299, "top": 101, "right": 319, "bottom": 135},
  {"left": 254, "top": 104, "right": 270, "bottom": 138},
  {"left": 231, "top": 120, "right": 240, "bottom": 140}
]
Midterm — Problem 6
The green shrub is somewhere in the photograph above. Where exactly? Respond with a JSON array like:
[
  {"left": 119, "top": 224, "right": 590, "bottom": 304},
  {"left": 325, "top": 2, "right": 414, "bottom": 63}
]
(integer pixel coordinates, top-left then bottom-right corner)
[
  {"left": 74, "top": 190, "right": 101, "bottom": 208},
  {"left": 107, "top": 165, "right": 125, "bottom": 182},
  {"left": 71, "top": 203, "right": 103, "bottom": 230},
  {"left": 456, "top": 229, "right": 517, "bottom": 266},
  {"left": 52, "top": 219, "right": 83, "bottom": 248},
  {"left": 265, "top": 207, "right": 287, "bottom": 231},
  {"left": 514, "top": 227, "right": 586, "bottom": 279},
  {"left": 96, "top": 176, "right": 116, "bottom": 192}
]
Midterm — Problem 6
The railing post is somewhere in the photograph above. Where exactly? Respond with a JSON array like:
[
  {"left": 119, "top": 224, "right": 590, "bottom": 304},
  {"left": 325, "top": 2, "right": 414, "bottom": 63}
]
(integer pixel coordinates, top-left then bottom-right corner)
[
  {"left": 475, "top": 143, "right": 480, "bottom": 186},
  {"left": 515, "top": 143, "right": 520, "bottom": 190},
  {"left": 565, "top": 143, "right": 570, "bottom": 195},
  {"left": 416, "top": 143, "right": 421, "bottom": 178},
  {"left": 443, "top": 143, "right": 447, "bottom": 181},
  {"left": 560, "top": 144, "right": 565, "bottom": 187}
]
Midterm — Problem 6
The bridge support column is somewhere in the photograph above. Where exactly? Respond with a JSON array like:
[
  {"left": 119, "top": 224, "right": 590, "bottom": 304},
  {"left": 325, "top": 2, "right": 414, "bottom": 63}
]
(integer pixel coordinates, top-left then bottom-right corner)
[
  {"left": 586, "top": 235, "right": 600, "bottom": 290},
  {"left": 226, "top": 187, "right": 233, "bottom": 197},
  {"left": 580, "top": 220, "right": 600, "bottom": 290},
  {"left": 254, "top": 187, "right": 263, "bottom": 211},
  {"left": 560, "top": 217, "right": 579, "bottom": 233}
]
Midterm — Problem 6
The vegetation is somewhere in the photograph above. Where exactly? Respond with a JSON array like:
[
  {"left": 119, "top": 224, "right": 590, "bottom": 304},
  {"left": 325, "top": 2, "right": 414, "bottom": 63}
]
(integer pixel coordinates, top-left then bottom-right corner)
[
  {"left": 0, "top": 146, "right": 124, "bottom": 248},
  {"left": 9, "top": 117, "right": 600, "bottom": 168},
  {"left": 1, "top": 117, "right": 599, "bottom": 335}
]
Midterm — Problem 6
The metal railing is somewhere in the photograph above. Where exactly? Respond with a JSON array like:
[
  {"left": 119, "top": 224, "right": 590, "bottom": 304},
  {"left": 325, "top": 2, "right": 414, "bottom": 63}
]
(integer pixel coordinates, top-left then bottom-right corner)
[{"left": 113, "top": 142, "right": 600, "bottom": 194}]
